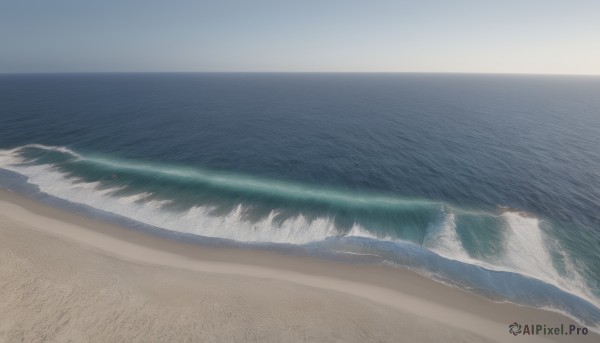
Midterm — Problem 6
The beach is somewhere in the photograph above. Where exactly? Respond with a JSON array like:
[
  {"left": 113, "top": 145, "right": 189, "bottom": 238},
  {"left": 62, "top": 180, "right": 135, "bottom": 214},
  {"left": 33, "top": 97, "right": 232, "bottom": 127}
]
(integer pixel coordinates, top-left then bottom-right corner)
[
  {"left": 2, "top": 1, "right": 600, "bottom": 341},
  {"left": 0, "top": 189, "right": 595, "bottom": 342}
]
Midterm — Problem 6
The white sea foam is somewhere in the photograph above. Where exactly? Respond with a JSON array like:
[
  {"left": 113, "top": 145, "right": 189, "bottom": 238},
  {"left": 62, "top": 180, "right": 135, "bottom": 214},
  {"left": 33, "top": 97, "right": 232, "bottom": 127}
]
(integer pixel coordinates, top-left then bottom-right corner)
[
  {"left": 416, "top": 201, "right": 599, "bottom": 308},
  {"left": 499, "top": 212, "right": 597, "bottom": 305},
  {"left": 6, "top": 144, "right": 83, "bottom": 159},
  {"left": 0, "top": 149, "right": 340, "bottom": 244},
  {"left": 501, "top": 212, "right": 561, "bottom": 281},
  {"left": 424, "top": 208, "right": 472, "bottom": 261},
  {"left": 558, "top": 247, "right": 593, "bottom": 300},
  {"left": 346, "top": 224, "right": 389, "bottom": 240},
  {"left": 428, "top": 209, "right": 598, "bottom": 308}
]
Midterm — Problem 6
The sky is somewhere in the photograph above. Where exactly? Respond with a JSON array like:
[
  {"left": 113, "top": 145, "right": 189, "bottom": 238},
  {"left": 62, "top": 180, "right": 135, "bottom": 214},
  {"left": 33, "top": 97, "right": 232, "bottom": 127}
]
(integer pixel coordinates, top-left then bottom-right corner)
[{"left": 1, "top": 0, "right": 599, "bottom": 74}]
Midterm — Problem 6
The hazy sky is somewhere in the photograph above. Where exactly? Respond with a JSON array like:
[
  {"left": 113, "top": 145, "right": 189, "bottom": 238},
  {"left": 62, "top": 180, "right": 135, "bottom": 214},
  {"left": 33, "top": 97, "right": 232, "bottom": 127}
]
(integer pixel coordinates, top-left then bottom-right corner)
[{"left": 1, "top": 0, "right": 599, "bottom": 74}]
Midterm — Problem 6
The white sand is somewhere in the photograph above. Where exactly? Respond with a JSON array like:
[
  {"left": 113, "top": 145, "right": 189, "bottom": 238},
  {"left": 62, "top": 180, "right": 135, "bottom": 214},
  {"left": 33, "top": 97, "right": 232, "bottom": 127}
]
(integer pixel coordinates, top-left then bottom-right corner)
[{"left": 0, "top": 190, "right": 596, "bottom": 342}]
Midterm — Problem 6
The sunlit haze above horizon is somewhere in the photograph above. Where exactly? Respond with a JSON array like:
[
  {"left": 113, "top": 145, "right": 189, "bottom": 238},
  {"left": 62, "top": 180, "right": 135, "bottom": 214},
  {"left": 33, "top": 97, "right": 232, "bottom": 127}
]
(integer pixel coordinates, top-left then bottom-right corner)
[{"left": 1, "top": 0, "right": 599, "bottom": 75}]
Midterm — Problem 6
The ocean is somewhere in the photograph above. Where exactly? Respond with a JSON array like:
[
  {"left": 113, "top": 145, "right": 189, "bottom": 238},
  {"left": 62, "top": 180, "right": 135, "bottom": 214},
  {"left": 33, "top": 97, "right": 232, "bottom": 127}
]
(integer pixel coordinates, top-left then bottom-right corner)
[{"left": 1, "top": 73, "right": 599, "bottom": 330}]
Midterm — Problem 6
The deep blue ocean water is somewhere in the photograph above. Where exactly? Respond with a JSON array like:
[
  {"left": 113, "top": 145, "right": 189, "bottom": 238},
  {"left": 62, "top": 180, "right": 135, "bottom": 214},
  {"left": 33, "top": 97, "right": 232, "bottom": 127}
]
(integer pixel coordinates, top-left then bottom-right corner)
[{"left": 1, "top": 73, "right": 600, "bottom": 329}]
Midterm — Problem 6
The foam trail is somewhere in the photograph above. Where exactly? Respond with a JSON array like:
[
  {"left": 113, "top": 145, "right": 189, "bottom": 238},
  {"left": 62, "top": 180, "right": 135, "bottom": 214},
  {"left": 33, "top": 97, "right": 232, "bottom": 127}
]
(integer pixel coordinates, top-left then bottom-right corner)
[{"left": 423, "top": 208, "right": 471, "bottom": 261}]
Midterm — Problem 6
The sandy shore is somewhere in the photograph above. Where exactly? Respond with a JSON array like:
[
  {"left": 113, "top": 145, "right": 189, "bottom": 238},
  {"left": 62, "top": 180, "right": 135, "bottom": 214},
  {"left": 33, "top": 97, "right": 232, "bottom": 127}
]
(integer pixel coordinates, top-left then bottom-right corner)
[{"left": 0, "top": 189, "right": 597, "bottom": 342}]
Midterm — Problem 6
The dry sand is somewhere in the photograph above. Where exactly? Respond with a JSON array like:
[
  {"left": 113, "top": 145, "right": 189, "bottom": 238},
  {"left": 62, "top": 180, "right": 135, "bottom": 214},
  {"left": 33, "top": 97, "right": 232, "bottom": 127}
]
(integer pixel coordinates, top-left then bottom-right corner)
[{"left": 0, "top": 189, "right": 597, "bottom": 342}]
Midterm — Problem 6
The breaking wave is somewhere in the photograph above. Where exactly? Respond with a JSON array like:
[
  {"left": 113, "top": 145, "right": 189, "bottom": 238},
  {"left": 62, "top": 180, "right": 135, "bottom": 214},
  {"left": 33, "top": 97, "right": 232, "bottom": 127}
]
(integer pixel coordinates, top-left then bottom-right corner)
[{"left": 1, "top": 144, "right": 599, "bottom": 329}]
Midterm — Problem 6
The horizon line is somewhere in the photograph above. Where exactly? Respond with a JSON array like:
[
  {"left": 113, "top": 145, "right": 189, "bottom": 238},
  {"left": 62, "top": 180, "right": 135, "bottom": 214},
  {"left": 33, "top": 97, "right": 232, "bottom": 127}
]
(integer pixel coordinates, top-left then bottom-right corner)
[{"left": 1, "top": 71, "right": 599, "bottom": 77}]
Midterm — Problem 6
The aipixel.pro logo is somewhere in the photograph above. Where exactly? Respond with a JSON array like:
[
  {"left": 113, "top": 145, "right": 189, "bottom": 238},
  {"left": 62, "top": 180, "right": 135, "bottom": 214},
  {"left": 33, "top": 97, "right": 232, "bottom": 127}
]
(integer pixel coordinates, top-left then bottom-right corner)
[{"left": 509, "top": 322, "right": 589, "bottom": 336}]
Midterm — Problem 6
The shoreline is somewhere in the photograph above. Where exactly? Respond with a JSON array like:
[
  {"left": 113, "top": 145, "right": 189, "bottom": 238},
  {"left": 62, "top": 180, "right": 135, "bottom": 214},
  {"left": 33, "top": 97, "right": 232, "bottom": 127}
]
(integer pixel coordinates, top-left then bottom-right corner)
[{"left": 1, "top": 189, "right": 597, "bottom": 342}]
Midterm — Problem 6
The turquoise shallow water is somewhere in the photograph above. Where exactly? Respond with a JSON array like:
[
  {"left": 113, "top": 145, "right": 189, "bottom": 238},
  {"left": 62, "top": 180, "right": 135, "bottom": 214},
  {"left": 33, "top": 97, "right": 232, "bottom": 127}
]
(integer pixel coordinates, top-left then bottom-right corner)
[{"left": 1, "top": 73, "right": 599, "bottom": 329}]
